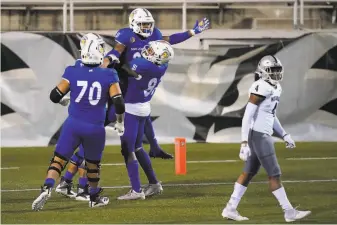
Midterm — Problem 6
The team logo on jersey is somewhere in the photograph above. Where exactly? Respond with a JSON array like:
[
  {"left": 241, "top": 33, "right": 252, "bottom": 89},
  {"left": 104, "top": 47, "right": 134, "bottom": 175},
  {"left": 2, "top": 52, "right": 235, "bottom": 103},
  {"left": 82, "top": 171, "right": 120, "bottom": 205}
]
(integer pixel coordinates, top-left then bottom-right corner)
[{"left": 130, "top": 37, "right": 135, "bottom": 43}]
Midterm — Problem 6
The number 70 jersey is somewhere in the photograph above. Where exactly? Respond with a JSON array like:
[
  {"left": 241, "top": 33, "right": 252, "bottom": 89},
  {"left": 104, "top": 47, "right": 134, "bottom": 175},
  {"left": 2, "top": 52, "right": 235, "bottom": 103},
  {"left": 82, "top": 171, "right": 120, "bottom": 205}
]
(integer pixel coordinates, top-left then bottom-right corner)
[
  {"left": 62, "top": 65, "right": 119, "bottom": 125},
  {"left": 249, "top": 79, "right": 282, "bottom": 135}
]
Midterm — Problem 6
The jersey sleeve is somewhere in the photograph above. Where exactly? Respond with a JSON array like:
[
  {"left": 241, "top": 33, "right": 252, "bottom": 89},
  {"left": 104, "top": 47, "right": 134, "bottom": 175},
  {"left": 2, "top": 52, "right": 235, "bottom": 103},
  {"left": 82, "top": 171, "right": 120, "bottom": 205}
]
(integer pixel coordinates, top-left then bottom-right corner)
[
  {"left": 249, "top": 81, "right": 270, "bottom": 97},
  {"left": 61, "top": 66, "right": 72, "bottom": 83},
  {"left": 129, "top": 58, "right": 149, "bottom": 75},
  {"left": 115, "top": 28, "right": 131, "bottom": 46},
  {"left": 153, "top": 27, "right": 163, "bottom": 40},
  {"left": 74, "top": 59, "right": 82, "bottom": 67},
  {"left": 106, "top": 69, "right": 120, "bottom": 85}
]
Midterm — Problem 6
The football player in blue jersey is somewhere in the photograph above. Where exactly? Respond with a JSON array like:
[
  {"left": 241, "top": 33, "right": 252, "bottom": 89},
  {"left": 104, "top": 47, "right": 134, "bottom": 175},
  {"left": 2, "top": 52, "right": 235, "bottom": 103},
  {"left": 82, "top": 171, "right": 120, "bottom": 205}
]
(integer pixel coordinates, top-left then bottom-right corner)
[
  {"left": 117, "top": 40, "right": 174, "bottom": 200},
  {"left": 55, "top": 33, "right": 106, "bottom": 202},
  {"left": 103, "top": 8, "right": 210, "bottom": 159},
  {"left": 32, "top": 38, "right": 125, "bottom": 211}
]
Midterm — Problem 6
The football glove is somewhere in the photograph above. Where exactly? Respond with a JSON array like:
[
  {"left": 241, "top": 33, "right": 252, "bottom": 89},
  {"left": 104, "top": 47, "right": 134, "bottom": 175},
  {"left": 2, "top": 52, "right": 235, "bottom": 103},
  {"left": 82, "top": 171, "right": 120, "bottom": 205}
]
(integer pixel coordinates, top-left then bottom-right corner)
[
  {"left": 239, "top": 143, "right": 251, "bottom": 161},
  {"left": 107, "top": 54, "right": 120, "bottom": 64},
  {"left": 191, "top": 18, "right": 210, "bottom": 35},
  {"left": 113, "top": 121, "right": 124, "bottom": 136},
  {"left": 59, "top": 96, "right": 70, "bottom": 107},
  {"left": 283, "top": 134, "right": 296, "bottom": 148}
]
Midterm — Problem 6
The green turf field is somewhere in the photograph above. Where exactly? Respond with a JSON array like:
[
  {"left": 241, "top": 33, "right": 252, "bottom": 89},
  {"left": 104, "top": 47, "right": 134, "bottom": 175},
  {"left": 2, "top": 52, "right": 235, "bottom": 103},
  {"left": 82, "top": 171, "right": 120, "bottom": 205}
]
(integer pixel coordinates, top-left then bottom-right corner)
[{"left": 1, "top": 142, "right": 337, "bottom": 224}]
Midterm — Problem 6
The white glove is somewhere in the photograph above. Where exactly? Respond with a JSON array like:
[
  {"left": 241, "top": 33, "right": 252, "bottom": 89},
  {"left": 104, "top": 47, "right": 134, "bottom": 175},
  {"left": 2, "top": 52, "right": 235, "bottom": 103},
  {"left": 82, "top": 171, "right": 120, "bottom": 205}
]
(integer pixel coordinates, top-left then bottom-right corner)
[
  {"left": 107, "top": 54, "right": 120, "bottom": 64},
  {"left": 113, "top": 121, "right": 124, "bottom": 136},
  {"left": 59, "top": 96, "right": 70, "bottom": 106},
  {"left": 283, "top": 134, "right": 296, "bottom": 148},
  {"left": 239, "top": 143, "right": 251, "bottom": 161},
  {"left": 135, "top": 74, "right": 142, "bottom": 80}
]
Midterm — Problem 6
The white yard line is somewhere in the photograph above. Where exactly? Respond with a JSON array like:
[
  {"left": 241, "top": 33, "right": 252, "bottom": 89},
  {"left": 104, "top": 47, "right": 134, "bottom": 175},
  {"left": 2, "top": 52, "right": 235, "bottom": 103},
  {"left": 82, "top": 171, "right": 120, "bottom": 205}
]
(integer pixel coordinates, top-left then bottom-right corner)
[
  {"left": 286, "top": 157, "right": 337, "bottom": 160},
  {"left": 101, "top": 157, "right": 337, "bottom": 166},
  {"left": 0, "top": 167, "right": 20, "bottom": 170},
  {"left": 4, "top": 157, "right": 337, "bottom": 170},
  {"left": 2, "top": 179, "right": 337, "bottom": 192}
]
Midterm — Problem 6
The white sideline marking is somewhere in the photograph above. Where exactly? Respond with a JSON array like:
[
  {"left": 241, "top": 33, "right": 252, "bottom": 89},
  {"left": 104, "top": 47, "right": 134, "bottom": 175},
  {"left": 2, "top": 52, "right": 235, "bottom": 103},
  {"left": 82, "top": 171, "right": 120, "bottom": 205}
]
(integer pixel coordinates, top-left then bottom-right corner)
[
  {"left": 1, "top": 167, "right": 20, "bottom": 170},
  {"left": 1, "top": 179, "right": 337, "bottom": 192},
  {"left": 286, "top": 157, "right": 337, "bottom": 160}
]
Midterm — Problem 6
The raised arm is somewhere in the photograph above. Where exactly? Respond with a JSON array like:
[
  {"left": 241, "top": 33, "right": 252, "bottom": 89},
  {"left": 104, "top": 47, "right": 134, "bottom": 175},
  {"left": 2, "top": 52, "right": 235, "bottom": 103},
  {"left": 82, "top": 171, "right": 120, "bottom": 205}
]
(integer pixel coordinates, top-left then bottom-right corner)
[{"left": 163, "top": 18, "right": 210, "bottom": 45}]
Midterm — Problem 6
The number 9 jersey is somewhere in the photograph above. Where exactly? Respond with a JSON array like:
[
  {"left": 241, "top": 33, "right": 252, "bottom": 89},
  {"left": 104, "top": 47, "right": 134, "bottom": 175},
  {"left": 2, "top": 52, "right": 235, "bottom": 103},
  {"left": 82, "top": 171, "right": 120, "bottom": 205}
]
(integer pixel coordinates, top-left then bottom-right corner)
[
  {"left": 123, "top": 58, "right": 168, "bottom": 116},
  {"left": 249, "top": 79, "right": 282, "bottom": 136},
  {"left": 62, "top": 65, "right": 119, "bottom": 125}
]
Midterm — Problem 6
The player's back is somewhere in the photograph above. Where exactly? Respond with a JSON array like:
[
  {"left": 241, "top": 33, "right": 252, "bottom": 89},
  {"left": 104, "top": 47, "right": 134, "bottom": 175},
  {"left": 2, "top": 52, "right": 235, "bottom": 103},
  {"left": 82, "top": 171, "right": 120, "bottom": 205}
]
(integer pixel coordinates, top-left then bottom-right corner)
[
  {"left": 249, "top": 79, "right": 282, "bottom": 135},
  {"left": 124, "top": 58, "right": 167, "bottom": 104},
  {"left": 63, "top": 65, "right": 119, "bottom": 125}
]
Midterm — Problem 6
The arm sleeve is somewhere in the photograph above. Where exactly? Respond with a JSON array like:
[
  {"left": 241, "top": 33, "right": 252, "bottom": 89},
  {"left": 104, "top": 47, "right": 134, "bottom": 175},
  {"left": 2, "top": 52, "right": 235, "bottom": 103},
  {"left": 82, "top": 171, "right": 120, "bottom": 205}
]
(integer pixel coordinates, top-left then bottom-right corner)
[
  {"left": 241, "top": 102, "right": 258, "bottom": 142},
  {"left": 273, "top": 116, "right": 287, "bottom": 138},
  {"left": 168, "top": 31, "right": 191, "bottom": 45}
]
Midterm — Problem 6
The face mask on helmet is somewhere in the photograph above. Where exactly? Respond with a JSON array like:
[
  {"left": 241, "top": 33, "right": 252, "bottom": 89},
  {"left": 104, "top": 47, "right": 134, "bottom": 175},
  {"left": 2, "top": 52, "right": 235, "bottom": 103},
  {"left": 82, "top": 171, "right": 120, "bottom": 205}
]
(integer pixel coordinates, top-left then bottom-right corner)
[
  {"left": 138, "top": 22, "right": 154, "bottom": 36},
  {"left": 265, "top": 66, "right": 283, "bottom": 82},
  {"left": 141, "top": 44, "right": 156, "bottom": 63}
]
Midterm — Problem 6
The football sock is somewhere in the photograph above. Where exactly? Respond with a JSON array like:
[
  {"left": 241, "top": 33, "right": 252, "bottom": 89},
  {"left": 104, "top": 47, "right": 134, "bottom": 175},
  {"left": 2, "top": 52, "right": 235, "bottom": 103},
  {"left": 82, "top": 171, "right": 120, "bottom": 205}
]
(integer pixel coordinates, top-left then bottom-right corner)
[
  {"left": 127, "top": 160, "right": 141, "bottom": 193},
  {"left": 272, "top": 186, "right": 293, "bottom": 211},
  {"left": 135, "top": 148, "right": 158, "bottom": 184},
  {"left": 64, "top": 171, "right": 74, "bottom": 183},
  {"left": 79, "top": 177, "right": 88, "bottom": 189},
  {"left": 44, "top": 178, "right": 55, "bottom": 188},
  {"left": 89, "top": 187, "right": 100, "bottom": 196},
  {"left": 228, "top": 182, "right": 247, "bottom": 209}
]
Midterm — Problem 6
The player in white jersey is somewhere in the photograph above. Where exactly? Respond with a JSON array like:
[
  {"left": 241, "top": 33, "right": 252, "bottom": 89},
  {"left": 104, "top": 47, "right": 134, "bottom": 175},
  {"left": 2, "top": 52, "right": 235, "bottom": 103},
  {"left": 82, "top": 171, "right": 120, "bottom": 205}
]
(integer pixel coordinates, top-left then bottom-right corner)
[{"left": 221, "top": 55, "right": 311, "bottom": 222}]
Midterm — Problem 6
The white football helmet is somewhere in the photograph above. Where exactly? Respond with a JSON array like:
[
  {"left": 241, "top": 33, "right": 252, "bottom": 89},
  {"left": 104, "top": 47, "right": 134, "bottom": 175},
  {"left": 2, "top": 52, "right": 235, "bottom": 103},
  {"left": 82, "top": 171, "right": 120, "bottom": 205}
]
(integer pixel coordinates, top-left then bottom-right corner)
[
  {"left": 129, "top": 8, "right": 155, "bottom": 38},
  {"left": 81, "top": 39, "right": 105, "bottom": 65},
  {"left": 141, "top": 40, "right": 174, "bottom": 65},
  {"left": 80, "top": 33, "right": 105, "bottom": 50},
  {"left": 256, "top": 55, "right": 284, "bottom": 85}
]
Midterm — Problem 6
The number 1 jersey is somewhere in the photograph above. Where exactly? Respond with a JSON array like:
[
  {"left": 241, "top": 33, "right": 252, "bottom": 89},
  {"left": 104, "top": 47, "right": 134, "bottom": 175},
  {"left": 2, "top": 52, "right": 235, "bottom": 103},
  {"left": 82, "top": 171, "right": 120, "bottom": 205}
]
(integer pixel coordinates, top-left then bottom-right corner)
[{"left": 62, "top": 65, "right": 119, "bottom": 125}]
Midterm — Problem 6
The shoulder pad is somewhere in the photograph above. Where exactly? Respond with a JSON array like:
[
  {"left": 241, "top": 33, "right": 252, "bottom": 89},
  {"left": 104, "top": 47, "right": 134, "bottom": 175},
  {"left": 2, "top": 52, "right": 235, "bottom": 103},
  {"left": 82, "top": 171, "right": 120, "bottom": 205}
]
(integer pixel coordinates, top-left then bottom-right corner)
[{"left": 249, "top": 80, "right": 272, "bottom": 97}]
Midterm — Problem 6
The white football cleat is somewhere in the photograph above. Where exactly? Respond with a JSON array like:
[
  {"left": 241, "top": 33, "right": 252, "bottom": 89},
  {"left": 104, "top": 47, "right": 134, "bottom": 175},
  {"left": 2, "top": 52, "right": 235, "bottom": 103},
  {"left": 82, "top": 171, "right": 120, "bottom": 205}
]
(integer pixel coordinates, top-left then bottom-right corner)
[
  {"left": 143, "top": 182, "right": 163, "bottom": 197},
  {"left": 32, "top": 186, "right": 52, "bottom": 211},
  {"left": 89, "top": 196, "right": 109, "bottom": 208},
  {"left": 284, "top": 208, "right": 311, "bottom": 222},
  {"left": 75, "top": 184, "right": 90, "bottom": 201},
  {"left": 117, "top": 189, "right": 145, "bottom": 200},
  {"left": 222, "top": 203, "right": 249, "bottom": 221},
  {"left": 55, "top": 177, "right": 76, "bottom": 198}
]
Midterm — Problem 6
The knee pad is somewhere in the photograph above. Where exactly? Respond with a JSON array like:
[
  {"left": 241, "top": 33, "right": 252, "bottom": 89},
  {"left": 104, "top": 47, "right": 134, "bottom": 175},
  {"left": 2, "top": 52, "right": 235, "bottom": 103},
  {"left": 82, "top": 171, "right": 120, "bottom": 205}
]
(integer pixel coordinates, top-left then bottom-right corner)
[
  {"left": 85, "top": 159, "right": 101, "bottom": 183},
  {"left": 70, "top": 151, "right": 84, "bottom": 167},
  {"left": 48, "top": 152, "right": 68, "bottom": 175}
]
